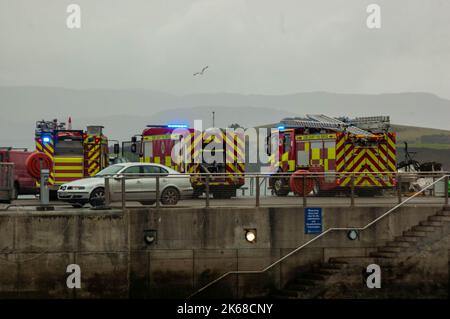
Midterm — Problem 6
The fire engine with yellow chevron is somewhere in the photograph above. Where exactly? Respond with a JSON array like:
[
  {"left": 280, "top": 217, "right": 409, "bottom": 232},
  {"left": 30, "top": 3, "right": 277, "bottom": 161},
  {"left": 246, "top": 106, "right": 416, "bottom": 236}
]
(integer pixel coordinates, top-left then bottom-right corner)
[
  {"left": 268, "top": 115, "right": 397, "bottom": 197},
  {"left": 29, "top": 118, "right": 109, "bottom": 197},
  {"left": 132, "top": 124, "right": 245, "bottom": 199}
]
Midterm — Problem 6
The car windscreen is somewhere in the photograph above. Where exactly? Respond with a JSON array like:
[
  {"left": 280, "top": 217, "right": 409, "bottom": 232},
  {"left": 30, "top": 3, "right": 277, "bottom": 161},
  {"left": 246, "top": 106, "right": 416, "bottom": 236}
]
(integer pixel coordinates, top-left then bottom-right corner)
[{"left": 95, "top": 165, "right": 125, "bottom": 176}]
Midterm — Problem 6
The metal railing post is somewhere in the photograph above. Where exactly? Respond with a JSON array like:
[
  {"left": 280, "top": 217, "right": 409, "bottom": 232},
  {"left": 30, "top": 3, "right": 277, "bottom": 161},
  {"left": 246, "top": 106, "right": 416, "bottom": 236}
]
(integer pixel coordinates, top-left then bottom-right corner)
[
  {"left": 397, "top": 174, "right": 402, "bottom": 204},
  {"left": 445, "top": 175, "right": 449, "bottom": 206},
  {"left": 255, "top": 175, "right": 260, "bottom": 207},
  {"left": 104, "top": 177, "right": 111, "bottom": 208},
  {"left": 205, "top": 175, "right": 210, "bottom": 208},
  {"left": 156, "top": 175, "right": 160, "bottom": 208},
  {"left": 121, "top": 176, "right": 126, "bottom": 210},
  {"left": 350, "top": 173, "right": 355, "bottom": 207},
  {"left": 302, "top": 174, "right": 307, "bottom": 207}
]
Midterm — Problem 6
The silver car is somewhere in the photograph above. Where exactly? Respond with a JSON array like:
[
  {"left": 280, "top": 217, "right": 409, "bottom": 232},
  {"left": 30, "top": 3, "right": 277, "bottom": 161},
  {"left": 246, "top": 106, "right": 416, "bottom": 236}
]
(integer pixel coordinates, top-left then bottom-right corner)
[{"left": 57, "top": 163, "right": 193, "bottom": 207}]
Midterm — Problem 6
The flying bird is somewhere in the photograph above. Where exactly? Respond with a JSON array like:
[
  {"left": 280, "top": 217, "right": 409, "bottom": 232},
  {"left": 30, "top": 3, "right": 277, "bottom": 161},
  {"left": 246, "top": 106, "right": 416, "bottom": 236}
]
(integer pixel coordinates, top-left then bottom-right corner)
[{"left": 193, "top": 65, "right": 209, "bottom": 76}]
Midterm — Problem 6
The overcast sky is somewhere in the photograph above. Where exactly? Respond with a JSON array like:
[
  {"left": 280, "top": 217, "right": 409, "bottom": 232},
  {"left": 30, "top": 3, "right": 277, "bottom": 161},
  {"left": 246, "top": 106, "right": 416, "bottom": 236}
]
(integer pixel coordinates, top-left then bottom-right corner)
[{"left": 0, "top": 0, "right": 449, "bottom": 98}]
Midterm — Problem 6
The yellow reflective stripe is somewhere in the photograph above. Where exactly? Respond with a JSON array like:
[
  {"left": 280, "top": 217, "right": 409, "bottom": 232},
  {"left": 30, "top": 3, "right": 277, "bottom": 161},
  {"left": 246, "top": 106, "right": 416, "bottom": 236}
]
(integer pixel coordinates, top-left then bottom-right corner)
[
  {"left": 165, "top": 156, "right": 171, "bottom": 167},
  {"left": 54, "top": 173, "right": 84, "bottom": 178},
  {"left": 54, "top": 166, "right": 83, "bottom": 170},
  {"left": 288, "top": 160, "right": 295, "bottom": 171},
  {"left": 327, "top": 148, "right": 336, "bottom": 160},
  {"left": 154, "top": 156, "right": 160, "bottom": 164},
  {"left": 54, "top": 157, "right": 83, "bottom": 163},
  {"left": 311, "top": 148, "right": 320, "bottom": 160}
]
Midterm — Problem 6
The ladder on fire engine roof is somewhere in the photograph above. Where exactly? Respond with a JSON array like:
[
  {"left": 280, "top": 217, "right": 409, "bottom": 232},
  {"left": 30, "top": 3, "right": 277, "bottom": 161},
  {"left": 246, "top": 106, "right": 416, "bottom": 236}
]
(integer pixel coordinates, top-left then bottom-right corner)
[{"left": 280, "top": 114, "right": 373, "bottom": 136}]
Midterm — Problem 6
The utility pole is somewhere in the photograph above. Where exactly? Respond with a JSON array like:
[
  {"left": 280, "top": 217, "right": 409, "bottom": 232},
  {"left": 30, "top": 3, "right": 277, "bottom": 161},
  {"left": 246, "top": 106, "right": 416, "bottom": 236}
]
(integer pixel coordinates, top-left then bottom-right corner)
[{"left": 212, "top": 111, "right": 215, "bottom": 127}]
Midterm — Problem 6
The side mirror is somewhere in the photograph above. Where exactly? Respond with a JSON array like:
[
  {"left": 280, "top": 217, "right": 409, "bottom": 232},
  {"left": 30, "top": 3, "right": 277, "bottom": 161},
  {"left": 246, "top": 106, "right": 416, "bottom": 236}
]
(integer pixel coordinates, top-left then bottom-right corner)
[
  {"left": 131, "top": 143, "right": 137, "bottom": 153},
  {"left": 113, "top": 143, "right": 120, "bottom": 155},
  {"left": 131, "top": 136, "right": 137, "bottom": 143}
]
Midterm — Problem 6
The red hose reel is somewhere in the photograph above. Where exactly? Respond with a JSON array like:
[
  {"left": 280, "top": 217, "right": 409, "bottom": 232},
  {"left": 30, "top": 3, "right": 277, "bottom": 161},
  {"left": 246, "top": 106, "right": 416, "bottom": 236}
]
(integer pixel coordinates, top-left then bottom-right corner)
[
  {"left": 289, "top": 169, "right": 314, "bottom": 196},
  {"left": 26, "top": 152, "right": 53, "bottom": 179}
]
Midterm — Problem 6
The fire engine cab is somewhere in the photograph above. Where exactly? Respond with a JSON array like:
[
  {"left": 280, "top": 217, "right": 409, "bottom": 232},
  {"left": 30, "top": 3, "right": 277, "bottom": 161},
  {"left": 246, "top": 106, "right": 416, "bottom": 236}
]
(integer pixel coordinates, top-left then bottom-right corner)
[
  {"left": 28, "top": 119, "right": 110, "bottom": 195},
  {"left": 268, "top": 115, "right": 397, "bottom": 196},
  {"left": 133, "top": 124, "right": 245, "bottom": 199}
]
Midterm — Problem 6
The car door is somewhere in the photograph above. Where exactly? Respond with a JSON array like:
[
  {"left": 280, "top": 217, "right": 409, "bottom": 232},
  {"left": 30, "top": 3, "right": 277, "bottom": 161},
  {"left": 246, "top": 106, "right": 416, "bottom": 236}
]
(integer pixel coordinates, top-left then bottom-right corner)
[
  {"left": 139, "top": 165, "right": 166, "bottom": 199},
  {"left": 120, "top": 165, "right": 143, "bottom": 201}
]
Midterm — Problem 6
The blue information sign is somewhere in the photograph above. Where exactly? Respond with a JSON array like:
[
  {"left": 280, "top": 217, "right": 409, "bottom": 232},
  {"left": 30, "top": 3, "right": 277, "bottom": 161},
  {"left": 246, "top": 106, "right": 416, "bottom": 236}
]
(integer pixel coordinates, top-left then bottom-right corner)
[{"left": 304, "top": 207, "right": 322, "bottom": 234}]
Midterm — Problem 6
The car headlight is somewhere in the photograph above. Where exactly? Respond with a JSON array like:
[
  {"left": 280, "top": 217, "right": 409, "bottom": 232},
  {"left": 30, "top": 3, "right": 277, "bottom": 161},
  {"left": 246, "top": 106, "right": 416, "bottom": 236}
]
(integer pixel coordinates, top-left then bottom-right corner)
[{"left": 67, "top": 186, "right": 86, "bottom": 190}]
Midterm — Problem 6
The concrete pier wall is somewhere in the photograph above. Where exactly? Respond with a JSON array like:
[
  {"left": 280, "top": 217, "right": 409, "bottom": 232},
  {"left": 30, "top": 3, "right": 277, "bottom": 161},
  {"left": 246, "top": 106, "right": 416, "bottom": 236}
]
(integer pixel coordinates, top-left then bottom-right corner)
[{"left": 0, "top": 205, "right": 446, "bottom": 298}]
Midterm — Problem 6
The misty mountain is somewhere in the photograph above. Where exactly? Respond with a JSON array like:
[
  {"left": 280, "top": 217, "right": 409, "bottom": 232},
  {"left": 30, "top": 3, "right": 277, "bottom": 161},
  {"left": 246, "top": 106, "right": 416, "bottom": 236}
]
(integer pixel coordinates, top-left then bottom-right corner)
[{"left": 1, "top": 86, "right": 450, "bottom": 149}]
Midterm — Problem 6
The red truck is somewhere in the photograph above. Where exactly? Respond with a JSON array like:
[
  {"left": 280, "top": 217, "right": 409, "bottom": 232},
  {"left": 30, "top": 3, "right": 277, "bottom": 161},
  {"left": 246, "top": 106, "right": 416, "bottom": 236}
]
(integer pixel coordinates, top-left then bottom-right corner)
[{"left": 0, "top": 148, "right": 37, "bottom": 199}]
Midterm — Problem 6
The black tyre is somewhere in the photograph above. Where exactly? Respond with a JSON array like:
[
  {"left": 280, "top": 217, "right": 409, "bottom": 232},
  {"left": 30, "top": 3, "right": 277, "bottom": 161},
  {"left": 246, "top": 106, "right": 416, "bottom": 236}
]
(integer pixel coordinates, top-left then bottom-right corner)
[
  {"left": 273, "top": 178, "right": 289, "bottom": 197},
  {"left": 160, "top": 187, "right": 180, "bottom": 205},
  {"left": 12, "top": 183, "right": 19, "bottom": 200},
  {"left": 192, "top": 188, "right": 203, "bottom": 199},
  {"left": 50, "top": 190, "right": 58, "bottom": 201},
  {"left": 89, "top": 187, "right": 105, "bottom": 207}
]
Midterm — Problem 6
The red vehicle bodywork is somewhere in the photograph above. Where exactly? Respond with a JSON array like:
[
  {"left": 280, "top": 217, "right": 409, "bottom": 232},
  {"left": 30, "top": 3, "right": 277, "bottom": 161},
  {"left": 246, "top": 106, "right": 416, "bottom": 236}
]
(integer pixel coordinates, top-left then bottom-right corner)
[{"left": 0, "top": 148, "right": 37, "bottom": 197}]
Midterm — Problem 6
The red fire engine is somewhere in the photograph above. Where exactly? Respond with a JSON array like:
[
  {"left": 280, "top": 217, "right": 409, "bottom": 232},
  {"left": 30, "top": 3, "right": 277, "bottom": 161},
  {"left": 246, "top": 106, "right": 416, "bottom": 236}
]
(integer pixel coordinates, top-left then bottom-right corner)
[
  {"left": 27, "top": 119, "right": 110, "bottom": 196},
  {"left": 133, "top": 124, "right": 245, "bottom": 198},
  {"left": 268, "top": 115, "right": 397, "bottom": 196}
]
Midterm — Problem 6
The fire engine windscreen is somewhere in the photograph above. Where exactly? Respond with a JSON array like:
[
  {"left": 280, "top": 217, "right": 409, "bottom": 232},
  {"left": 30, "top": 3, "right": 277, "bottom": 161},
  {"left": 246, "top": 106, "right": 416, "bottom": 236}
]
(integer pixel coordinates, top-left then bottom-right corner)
[{"left": 54, "top": 133, "right": 83, "bottom": 156}]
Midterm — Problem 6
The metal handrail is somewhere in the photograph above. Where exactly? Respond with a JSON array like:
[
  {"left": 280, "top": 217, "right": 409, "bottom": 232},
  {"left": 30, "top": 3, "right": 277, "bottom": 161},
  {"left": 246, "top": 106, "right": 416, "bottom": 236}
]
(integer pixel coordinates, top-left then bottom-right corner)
[{"left": 187, "top": 174, "right": 450, "bottom": 299}]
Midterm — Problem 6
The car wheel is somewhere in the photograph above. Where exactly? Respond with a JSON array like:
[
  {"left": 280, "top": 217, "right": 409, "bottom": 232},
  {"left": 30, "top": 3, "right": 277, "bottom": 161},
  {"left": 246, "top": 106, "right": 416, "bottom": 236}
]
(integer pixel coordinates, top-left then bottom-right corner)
[
  {"left": 160, "top": 187, "right": 180, "bottom": 205},
  {"left": 273, "top": 178, "right": 289, "bottom": 197},
  {"left": 89, "top": 188, "right": 105, "bottom": 207}
]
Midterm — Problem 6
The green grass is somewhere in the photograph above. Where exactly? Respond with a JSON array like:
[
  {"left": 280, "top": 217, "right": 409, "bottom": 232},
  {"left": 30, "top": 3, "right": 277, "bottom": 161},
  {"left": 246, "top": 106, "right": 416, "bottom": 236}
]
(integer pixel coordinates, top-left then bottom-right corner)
[{"left": 398, "top": 143, "right": 450, "bottom": 150}]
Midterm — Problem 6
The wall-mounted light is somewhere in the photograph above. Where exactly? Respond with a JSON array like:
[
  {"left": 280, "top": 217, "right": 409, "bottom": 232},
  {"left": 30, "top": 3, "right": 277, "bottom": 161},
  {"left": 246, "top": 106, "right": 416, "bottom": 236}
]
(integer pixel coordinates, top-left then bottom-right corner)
[
  {"left": 144, "top": 229, "right": 157, "bottom": 245},
  {"left": 245, "top": 228, "right": 257, "bottom": 243},
  {"left": 347, "top": 230, "right": 359, "bottom": 241}
]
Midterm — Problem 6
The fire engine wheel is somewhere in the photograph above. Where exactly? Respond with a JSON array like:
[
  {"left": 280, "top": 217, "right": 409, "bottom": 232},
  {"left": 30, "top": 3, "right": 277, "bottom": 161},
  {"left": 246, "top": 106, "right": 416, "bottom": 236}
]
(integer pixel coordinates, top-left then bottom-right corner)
[
  {"left": 192, "top": 188, "right": 203, "bottom": 199},
  {"left": 89, "top": 188, "right": 105, "bottom": 207},
  {"left": 273, "top": 179, "right": 289, "bottom": 197},
  {"left": 161, "top": 187, "right": 180, "bottom": 205},
  {"left": 212, "top": 189, "right": 234, "bottom": 199}
]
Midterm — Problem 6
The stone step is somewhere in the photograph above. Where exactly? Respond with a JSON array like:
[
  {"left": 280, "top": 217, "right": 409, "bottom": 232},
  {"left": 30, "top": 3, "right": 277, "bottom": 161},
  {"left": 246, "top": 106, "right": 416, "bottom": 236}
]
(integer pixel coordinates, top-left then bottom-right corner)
[
  {"left": 329, "top": 256, "right": 376, "bottom": 264},
  {"left": 412, "top": 225, "right": 436, "bottom": 232},
  {"left": 370, "top": 251, "right": 398, "bottom": 258},
  {"left": 378, "top": 246, "right": 402, "bottom": 253},
  {"left": 387, "top": 241, "right": 411, "bottom": 248},
  {"left": 289, "top": 279, "right": 320, "bottom": 288},
  {"left": 395, "top": 236, "right": 420, "bottom": 243},
  {"left": 272, "top": 289, "right": 299, "bottom": 298},
  {"left": 420, "top": 221, "right": 443, "bottom": 227},
  {"left": 316, "top": 268, "right": 340, "bottom": 276},
  {"left": 321, "top": 262, "right": 345, "bottom": 270},
  {"left": 429, "top": 215, "right": 450, "bottom": 222},
  {"left": 302, "top": 273, "right": 328, "bottom": 281},
  {"left": 403, "top": 230, "right": 427, "bottom": 237}
]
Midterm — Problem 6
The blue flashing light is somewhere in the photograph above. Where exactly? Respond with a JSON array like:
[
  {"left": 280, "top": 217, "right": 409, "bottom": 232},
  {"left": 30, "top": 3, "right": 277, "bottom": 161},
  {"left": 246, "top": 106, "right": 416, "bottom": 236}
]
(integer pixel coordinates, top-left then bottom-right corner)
[
  {"left": 42, "top": 136, "right": 51, "bottom": 143},
  {"left": 277, "top": 125, "right": 285, "bottom": 130},
  {"left": 167, "top": 124, "right": 188, "bottom": 128}
]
